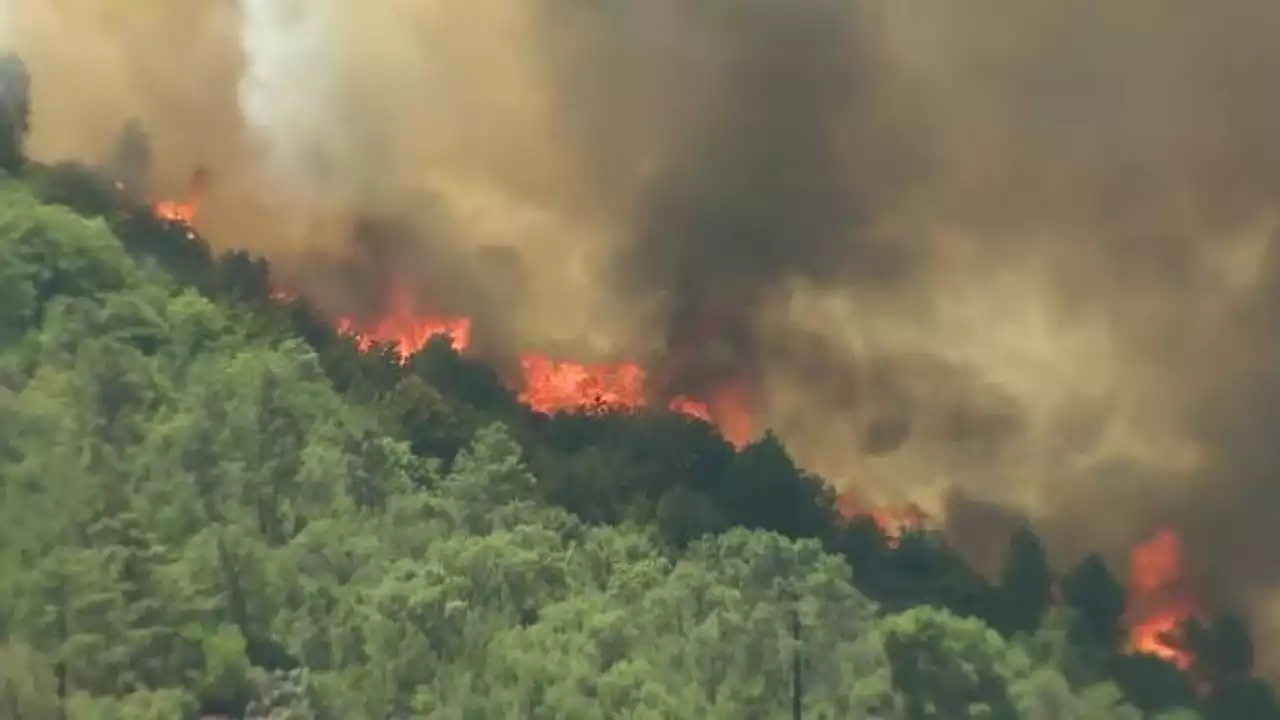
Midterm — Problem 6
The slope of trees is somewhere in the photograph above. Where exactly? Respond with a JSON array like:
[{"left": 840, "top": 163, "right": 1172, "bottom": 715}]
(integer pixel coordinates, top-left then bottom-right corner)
[{"left": 1, "top": 55, "right": 1277, "bottom": 718}]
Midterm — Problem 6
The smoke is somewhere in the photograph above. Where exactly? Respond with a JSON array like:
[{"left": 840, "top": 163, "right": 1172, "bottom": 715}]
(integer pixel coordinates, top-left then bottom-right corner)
[
  {"left": 0, "top": 1, "right": 13, "bottom": 48},
  {"left": 613, "top": 0, "right": 905, "bottom": 399},
  {"left": 13, "top": 0, "right": 1280, "bottom": 674},
  {"left": 237, "top": 0, "right": 348, "bottom": 202}
]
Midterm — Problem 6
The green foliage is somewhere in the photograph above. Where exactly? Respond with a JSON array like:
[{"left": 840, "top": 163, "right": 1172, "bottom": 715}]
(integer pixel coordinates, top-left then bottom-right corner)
[
  {"left": 1, "top": 111, "right": 1269, "bottom": 719},
  {"left": 1060, "top": 554, "right": 1127, "bottom": 651},
  {"left": 995, "top": 526, "right": 1053, "bottom": 637},
  {"left": 882, "top": 606, "right": 1025, "bottom": 718},
  {"left": 0, "top": 643, "right": 62, "bottom": 720},
  {"left": 0, "top": 53, "right": 30, "bottom": 174}
]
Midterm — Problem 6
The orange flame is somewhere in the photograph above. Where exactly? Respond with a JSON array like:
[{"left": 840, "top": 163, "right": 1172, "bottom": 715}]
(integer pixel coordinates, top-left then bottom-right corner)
[
  {"left": 670, "top": 376, "right": 753, "bottom": 447},
  {"left": 518, "top": 356, "right": 647, "bottom": 413},
  {"left": 1124, "top": 528, "right": 1196, "bottom": 669},
  {"left": 334, "top": 283, "right": 471, "bottom": 355},
  {"left": 151, "top": 167, "right": 208, "bottom": 226},
  {"left": 151, "top": 192, "right": 1210, "bottom": 674},
  {"left": 328, "top": 281, "right": 754, "bottom": 445},
  {"left": 835, "top": 492, "right": 925, "bottom": 546},
  {"left": 145, "top": 181, "right": 754, "bottom": 444}
]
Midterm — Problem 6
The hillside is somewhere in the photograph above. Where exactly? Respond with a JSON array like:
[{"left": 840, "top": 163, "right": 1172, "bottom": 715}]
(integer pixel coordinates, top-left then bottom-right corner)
[{"left": 0, "top": 65, "right": 1276, "bottom": 720}]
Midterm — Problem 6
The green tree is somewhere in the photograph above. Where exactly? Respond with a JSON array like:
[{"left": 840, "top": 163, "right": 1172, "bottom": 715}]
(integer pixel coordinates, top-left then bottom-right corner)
[
  {"left": 995, "top": 526, "right": 1053, "bottom": 637},
  {"left": 881, "top": 606, "right": 1024, "bottom": 719},
  {"left": 0, "top": 53, "right": 30, "bottom": 174},
  {"left": 0, "top": 643, "right": 62, "bottom": 720},
  {"left": 1060, "top": 554, "right": 1126, "bottom": 652}
]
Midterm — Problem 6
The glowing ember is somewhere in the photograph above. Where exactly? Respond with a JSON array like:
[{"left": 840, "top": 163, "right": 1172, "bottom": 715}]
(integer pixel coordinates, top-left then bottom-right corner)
[{"left": 1124, "top": 528, "right": 1196, "bottom": 669}]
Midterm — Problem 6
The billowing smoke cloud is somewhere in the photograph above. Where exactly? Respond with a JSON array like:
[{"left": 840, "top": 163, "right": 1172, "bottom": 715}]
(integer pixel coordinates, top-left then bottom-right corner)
[
  {"left": 238, "top": 0, "right": 349, "bottom": 202},
  {"left": 0, "top": 1, "right": 13, "bottom": 46},
  {"left": 13, "top": 0, "right": 1280, "bottom": 674}
]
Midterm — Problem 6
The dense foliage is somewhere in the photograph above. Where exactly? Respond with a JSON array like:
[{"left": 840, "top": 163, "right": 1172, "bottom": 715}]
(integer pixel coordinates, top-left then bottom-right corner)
[{"left": 1, "top": 53, "right": 1277, "bottom": 719}]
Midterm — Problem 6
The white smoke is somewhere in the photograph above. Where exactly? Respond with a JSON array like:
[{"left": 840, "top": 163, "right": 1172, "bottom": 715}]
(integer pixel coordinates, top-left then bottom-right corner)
[
  {"left": 237, "top": 0, "right": 348, "bottom": 203},
  {"left": 0, "top": 0, "right": 14, "bottom": 49}
]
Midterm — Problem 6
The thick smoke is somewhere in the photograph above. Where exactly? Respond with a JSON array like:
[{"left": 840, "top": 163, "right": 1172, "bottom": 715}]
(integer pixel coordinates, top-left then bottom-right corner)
[
  {"left": 0, "top": 1, "right": 12, "bottom": 47},
  {"left": 13, "top": 0, "right": 1280, "bottom": 674},
  {"left": 612, "top": 0, "right": 907, "bottom": 401},
  {"left": 238, "top": 0, "right": 350, "bottom": 203}
]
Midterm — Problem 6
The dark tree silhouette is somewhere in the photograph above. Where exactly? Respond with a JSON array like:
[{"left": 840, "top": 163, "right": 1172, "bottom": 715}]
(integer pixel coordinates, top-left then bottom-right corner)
[
  {"left": 0, "top": 53, "right": 29, "bottom": 174},
  {"left": 995, "top": 525, "right": 1053, "bottom": 636}
]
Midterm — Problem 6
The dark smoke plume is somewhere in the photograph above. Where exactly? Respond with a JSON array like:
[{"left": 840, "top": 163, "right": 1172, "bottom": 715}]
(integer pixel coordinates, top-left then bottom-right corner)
[{"left": 619, "top": 0, "right": 897, "bottom": 402}]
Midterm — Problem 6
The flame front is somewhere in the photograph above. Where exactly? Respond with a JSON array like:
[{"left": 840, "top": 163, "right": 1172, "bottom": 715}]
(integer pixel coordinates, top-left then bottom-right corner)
[
  {"left": 519, "top": 356, "right": 647, "bottom": 412},
  {"left": 334, "top": 284, "right": 471, "bottom": 355},
  {"left": 323, "top": 279, "right": 754, "bottom": 445},
  {"left": 152, "top": 190, "right": 1215, "bottom": 660},
  {"left": 1124, "top": 528, "right": 1196, "bottom": 669},
  {"left": 149, "top": 182, "right": 754, "bottom": 444}
]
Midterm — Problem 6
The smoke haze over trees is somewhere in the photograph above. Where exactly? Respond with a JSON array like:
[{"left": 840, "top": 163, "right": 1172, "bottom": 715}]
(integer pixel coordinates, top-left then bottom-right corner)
[
  {"left": 0, "top": 94, "right": 1270, "bottom": 718},
  {"left": 4, "top": 0, "right": 1280, "bottom": 715}
]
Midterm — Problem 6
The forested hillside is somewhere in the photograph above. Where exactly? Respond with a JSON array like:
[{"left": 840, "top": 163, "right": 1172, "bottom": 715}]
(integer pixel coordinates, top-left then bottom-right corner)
[{"left": 0, "top": 57, "right": 1276, "bottom": 719}]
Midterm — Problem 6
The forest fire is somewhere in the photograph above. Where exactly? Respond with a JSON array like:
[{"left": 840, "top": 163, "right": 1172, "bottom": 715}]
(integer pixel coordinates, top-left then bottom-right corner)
[
  {"left": 142, "top": 176, "right": 753, "bottom": 441},
  {"left": 304, "top": 266, "right": 1208, "bottom": 672},
  {"left": 333, "top": 284, "right": 472, "bottom": 354},
  {"left": 518, "top": 356, "right": 646, "bottom": 413},
  {"left": 320, "top": 274, "right": 753, "bottom": 443},
  {"left": 1123, "top": 528, "right": 1197, "bottom": 669},
  {"left": 835, "top": 493, "right": 926, "bottom": 545},
  {"left": 150, "top": 167, "right": 208, "bottom": 227},
  {"left": 286, "top": 267, "right": 754, "bottom": 443},
  {"left": 149, "top": 186, "right": 1201, "bottom": 669}
]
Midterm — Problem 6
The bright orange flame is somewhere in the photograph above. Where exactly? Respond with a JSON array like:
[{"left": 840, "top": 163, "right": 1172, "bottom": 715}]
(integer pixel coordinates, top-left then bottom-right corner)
[
  {"left": 519, "top": 357, "right": 647, "bottom": 413},
  {"left": 147, "top": 186, "right": 1211, "bottom": 668},
  {"left": 151, "top": 168, "right": 208, "bottom": 227},
  {"left": 1124, "top": 528, "right": 1196, "bottom": 669},
  {"left": 668, "top": 379, "right": 752, "bottom": 447},
  {"left": 327, "top": 281, "right": 755, "bottom": 445},
  {"left": 335, "top": 313, "right": 472, "bottom": 355},
  {"left": 334, "top": 282, "right": 471, "bottom": 355},
  {"left": 152, "top": 199, "right": 198, "bottom": 224}
]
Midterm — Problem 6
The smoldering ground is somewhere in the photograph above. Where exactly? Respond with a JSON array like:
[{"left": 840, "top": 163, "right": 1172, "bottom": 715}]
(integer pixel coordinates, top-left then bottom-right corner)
[{"left": 12, "top": 0, "right": 1280, "bottom": 672}]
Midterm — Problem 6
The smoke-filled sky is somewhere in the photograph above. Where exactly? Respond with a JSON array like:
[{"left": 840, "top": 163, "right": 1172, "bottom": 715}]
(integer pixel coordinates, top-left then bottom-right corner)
[{"left": 11, "top": 0, "right": 1280, "bottom": 672}]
